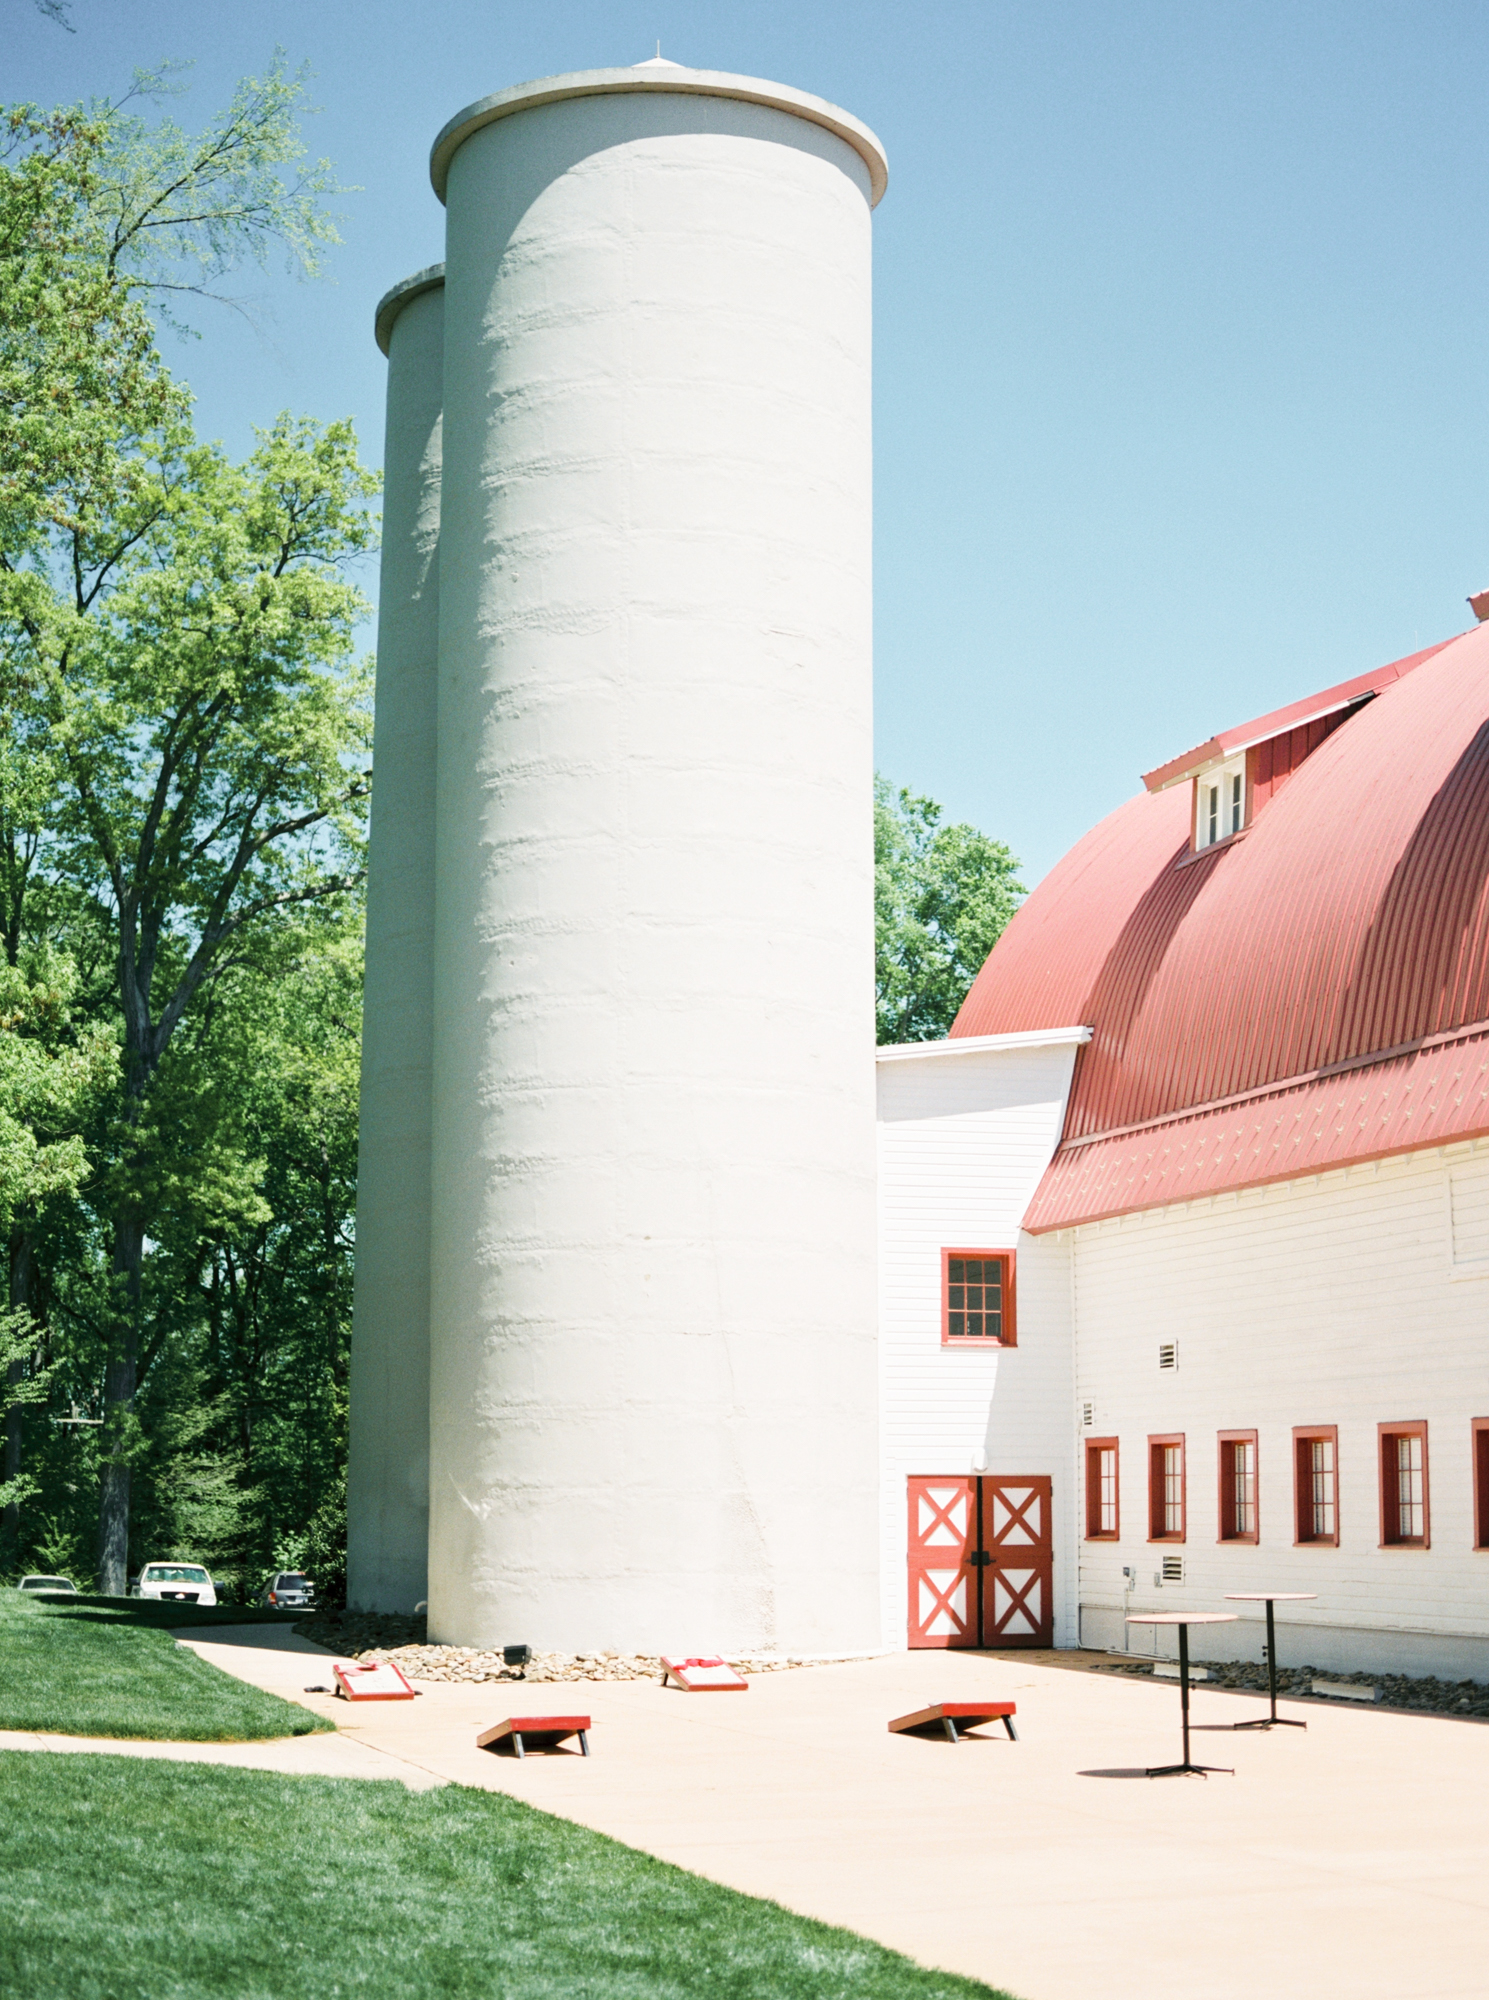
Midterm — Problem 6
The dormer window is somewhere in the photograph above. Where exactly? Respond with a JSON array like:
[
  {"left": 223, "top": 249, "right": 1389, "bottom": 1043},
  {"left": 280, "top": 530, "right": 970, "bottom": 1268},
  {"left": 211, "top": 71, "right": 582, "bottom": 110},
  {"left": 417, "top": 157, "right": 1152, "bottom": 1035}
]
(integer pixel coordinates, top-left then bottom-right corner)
[{"left": 1194, "top": 756, "right": 1245, "bottom": 851}]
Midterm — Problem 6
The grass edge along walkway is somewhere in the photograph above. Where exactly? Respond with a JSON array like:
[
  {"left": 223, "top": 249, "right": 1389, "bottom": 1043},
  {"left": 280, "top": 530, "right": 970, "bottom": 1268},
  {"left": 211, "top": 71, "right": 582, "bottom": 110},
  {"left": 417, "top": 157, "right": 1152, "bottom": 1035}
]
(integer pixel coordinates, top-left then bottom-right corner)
[
  {"left": 0, "top": 1751, "right": 1018, "bottom": 2000},
  {"left": 0, "top": 1592, "right": 330, "bottom": 1741}
]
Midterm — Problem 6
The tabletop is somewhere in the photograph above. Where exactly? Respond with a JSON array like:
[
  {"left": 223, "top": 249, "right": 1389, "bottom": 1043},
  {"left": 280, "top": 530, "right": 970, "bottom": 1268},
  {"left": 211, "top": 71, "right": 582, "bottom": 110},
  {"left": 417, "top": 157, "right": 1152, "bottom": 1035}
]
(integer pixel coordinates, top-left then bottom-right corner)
[
  {"left": 1224, "top": 1592, "right": 1317, "bottom": 1602},
  {"left": 1126, "top": 1612, "right": 1238, "bottom": 1626}
]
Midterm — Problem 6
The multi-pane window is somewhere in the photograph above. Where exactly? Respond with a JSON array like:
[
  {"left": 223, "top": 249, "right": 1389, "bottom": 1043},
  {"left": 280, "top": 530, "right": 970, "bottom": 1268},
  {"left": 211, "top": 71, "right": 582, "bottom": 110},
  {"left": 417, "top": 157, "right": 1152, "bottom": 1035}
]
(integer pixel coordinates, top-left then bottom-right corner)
[
  {"left": 1194, "top": 758, "right": 1246, "bottom": 851},
  {"left": 1085, "top": 1439, "right": 1119, "bottom": 1539},
  {"left": 941, "top": 1250, "right": 1016, "bottom": 1346},
  {"left": 1380, "top": 1423, "right": 1429, "bottom": 1547},
  {"left": 1148, "top": 1434, "right": 1185, "bottom": 1541},
  {"left": 1294, "top": 1426, "right": 1338, "bottom": 1545},
  {"left": 1218, "top": 1431, "right": 1258, "bottom": 1542}
]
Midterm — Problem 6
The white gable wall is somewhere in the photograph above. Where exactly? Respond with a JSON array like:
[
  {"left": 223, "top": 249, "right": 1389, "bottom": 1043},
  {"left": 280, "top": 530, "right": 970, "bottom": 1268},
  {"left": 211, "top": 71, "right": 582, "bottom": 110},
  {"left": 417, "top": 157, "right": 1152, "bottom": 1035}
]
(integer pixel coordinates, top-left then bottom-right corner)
[
  {"left": 1069, "top": 1141, "right": 1489, "bottom": 1679},
  {"left": 876, "top": 1035, "right": 1083, "bottom": 1650}
]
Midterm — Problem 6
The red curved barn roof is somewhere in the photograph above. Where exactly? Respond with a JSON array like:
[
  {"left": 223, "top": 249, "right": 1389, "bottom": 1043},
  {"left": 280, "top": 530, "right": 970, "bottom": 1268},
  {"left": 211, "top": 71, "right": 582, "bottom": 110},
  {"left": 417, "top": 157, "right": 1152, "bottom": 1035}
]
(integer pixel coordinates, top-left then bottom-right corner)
[{"left": 952, "top": 624, "right": 1489, "bottom": 1229}]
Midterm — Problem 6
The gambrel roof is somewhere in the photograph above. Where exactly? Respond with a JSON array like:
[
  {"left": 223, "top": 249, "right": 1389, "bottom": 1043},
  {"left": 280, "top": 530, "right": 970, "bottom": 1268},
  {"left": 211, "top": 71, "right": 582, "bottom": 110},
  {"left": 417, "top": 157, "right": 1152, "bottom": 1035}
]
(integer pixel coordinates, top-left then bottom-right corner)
[{"left": 952, "top": 624, "right": 1489, "bottom": 1230}]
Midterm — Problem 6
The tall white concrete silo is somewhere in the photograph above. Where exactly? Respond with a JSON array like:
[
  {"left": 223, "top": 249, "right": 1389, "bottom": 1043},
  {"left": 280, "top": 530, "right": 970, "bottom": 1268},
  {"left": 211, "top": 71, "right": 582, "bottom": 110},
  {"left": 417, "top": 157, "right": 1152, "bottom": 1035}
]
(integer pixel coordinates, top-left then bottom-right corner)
[
  {"left": 346, "top": 266, "right": 444, "bottom": 1613},
  {"left": 426, "top": 63, "right": 888, "bottom": 1652}
]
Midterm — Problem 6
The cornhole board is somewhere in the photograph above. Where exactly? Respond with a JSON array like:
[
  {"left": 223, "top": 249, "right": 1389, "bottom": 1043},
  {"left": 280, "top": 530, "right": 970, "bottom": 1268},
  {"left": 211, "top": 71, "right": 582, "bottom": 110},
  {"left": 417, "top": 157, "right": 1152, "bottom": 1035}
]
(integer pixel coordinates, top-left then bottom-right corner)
[
  {"left": 660, "top": 1655, "right": 748, "bottom": 1691},
  {"left": 477, "top": 1715, "right": 591, "bottom": 1759},
  {"left": 331, "top": 1658, "right": 416, "bottom": 1702},
  {"left": 888, "top": 1701, "right": 1018, "bottom": 1744}
]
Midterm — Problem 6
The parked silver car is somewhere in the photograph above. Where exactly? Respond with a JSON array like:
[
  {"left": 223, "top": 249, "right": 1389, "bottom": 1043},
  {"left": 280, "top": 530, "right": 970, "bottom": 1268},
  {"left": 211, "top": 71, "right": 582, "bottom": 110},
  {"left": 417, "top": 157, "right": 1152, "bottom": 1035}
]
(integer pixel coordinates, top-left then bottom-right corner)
[
  {"left": 16, "top": 1574, "right": 77, "bottom": 1594},
  {"left": 260, "top": 1571, "right": 315, "bottom": 1609}
]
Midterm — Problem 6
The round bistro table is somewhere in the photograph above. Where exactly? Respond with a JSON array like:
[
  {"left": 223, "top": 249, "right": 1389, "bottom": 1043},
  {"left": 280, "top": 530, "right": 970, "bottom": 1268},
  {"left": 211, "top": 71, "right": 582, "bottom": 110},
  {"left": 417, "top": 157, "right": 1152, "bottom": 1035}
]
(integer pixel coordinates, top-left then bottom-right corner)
[
  {"left": 1224, "top": 1593, "right": 1317, "bottom": 1730},
  {"left": 1126, "top": 1612, "right": 1237, "bottom": 1776}
]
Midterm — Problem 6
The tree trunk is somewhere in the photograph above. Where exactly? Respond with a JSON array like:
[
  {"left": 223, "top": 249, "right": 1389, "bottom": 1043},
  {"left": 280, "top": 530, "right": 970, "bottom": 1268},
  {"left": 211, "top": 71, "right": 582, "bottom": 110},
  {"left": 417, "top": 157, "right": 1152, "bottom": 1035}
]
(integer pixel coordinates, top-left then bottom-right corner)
[
  {"left": 3, "top": 1233, "right": 35, "bottom": 1544},
  {"left": 97, "top": 1214, "right": 144, "bottom": 1596}
]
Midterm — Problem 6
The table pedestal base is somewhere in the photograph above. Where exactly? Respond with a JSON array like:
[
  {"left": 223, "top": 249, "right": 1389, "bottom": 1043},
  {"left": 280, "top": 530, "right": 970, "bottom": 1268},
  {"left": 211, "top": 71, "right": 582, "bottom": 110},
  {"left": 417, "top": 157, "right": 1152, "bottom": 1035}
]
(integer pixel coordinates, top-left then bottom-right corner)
[
  {"left": 1145, "top": 1759, "right": 1234, "bottom": 1778},
  {"left": 1223, "top": 1602, "right": 1307, "bottom": 1732},
  {"left": 1228, "top": 1714, "right": 1306, "bottom": 1731}
]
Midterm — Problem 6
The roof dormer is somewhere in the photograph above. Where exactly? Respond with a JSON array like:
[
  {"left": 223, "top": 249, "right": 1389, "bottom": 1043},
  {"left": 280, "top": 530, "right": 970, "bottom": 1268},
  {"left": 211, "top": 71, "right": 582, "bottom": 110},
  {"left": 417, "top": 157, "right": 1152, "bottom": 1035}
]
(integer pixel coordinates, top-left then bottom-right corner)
[{"left": 1142, "top": 652, "right": 1430, "bottom": 857}]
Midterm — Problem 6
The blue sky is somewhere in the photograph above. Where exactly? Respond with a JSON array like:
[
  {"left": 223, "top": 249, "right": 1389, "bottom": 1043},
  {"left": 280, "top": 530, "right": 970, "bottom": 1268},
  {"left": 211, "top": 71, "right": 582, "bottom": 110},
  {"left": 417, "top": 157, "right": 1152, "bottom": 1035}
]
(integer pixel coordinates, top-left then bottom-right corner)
[{"left": 12, "top": 0, "right": 1489, "bottom": 883}]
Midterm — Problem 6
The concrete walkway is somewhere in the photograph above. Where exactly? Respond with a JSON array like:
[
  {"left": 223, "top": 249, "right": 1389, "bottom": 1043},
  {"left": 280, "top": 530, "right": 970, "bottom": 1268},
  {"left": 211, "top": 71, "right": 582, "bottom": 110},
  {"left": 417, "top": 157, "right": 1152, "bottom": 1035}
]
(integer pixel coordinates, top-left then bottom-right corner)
[{"left": 15, "top": 1623, "right": 1487, "bottom": 2000}]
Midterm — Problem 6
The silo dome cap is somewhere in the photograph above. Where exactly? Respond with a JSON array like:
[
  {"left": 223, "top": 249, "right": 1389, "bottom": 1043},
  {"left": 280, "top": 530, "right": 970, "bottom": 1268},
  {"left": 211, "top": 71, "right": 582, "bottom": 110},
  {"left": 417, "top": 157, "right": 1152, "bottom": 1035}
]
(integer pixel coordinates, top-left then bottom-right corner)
[
  {"left": 429, "top": 64, "right": 888, "bottom": 207},
  {"left": 373, "top": 263, "right": 445, "bottom": 357}
]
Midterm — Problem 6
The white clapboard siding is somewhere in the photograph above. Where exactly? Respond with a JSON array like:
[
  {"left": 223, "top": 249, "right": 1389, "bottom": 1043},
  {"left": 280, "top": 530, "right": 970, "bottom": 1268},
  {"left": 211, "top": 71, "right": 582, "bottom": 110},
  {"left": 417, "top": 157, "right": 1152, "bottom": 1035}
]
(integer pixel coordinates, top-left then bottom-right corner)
[
  {"left": 877, "top": 1035, "right": 1083, "bottom": 1649},
  {"left": 1070, "top": 1141, "right": 1489, "bottom": 1678}
]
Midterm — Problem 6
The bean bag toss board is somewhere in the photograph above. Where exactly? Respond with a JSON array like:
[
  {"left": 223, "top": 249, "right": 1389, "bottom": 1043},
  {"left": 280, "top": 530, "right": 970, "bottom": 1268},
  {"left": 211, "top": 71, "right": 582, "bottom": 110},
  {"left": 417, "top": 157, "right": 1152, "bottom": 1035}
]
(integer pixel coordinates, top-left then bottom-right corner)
[
  {"left": 477, "top": 1714, "right": 591, "bottom": 1759},
  {"left": 331, "top": 1658, "right": 416, "bottom": 1701},
  {"left": 888, "top": 1701, "right": 1018, "bottom": 1744},
  {"left": 660, "top": 1655, "right": 748, "bottom": 1691}
]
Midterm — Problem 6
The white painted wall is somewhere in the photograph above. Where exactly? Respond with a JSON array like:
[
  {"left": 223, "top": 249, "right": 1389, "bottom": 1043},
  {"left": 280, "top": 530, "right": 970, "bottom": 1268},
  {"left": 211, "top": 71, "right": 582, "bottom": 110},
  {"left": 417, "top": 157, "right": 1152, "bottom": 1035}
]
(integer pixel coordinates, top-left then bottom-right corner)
[
  {"left": 1069, "top": 1142, "right": 1489, "bottom": 1678},
  {"left": 427, "top": 73, "right": 885, "bottom": 1651},
  {"left": 877, "top": 1035, "right": 1084, "bottom": 1650},
  {"left": 346, "top": 272, "right": 444, "bottom": 1613}
]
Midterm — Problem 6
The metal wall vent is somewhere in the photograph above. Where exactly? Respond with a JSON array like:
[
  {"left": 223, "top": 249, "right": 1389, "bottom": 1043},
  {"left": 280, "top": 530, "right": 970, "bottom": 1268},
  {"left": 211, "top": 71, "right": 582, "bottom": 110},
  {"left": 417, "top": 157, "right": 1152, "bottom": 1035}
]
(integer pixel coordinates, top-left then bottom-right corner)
[
  {"left": 1081, "top": 1401, "right": 1094, "bottom": 1427},
  {"left": 1160, "top": 1555, "right": 1184, "bottom": 1584},
  {"left": 1158, "top": 1341, "right": 1178, "bottom": 1370}
]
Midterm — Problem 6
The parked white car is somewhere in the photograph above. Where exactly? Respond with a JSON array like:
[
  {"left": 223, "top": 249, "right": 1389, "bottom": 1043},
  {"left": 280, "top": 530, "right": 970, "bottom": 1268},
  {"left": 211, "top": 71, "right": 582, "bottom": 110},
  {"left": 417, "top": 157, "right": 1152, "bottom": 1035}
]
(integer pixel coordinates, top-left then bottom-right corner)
[
  {"left": 16, "top": 1574, "right": 77, "bottom": 1594},
  {"left": 131, "top": 1562, "right": 217, "bottom": 1606},
  {"left": 259, "top": 1571, "right": 315, "bottom": 1609}
]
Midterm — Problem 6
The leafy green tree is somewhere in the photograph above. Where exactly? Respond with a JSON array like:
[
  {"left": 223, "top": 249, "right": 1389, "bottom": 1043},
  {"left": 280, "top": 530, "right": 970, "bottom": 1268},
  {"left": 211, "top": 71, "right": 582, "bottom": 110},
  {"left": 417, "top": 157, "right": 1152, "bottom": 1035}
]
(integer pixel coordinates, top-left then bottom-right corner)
[
  {"left": 874, "top": 775, "right": 1025, "bottom": 1044},
  {"left": 0, "top": 66, "right": 368, "bottom": 1592}
]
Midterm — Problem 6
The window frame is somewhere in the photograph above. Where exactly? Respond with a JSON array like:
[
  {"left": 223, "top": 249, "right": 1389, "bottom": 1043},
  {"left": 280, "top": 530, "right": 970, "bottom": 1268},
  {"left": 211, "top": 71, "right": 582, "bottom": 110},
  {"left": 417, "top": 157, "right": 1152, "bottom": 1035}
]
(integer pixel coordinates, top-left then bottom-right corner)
[
  {"left": 1472, "top": 1420, "right": 1489, "bottom": 1552},
  {"left": 1084, "top": 1437, "right": 1120, "bottom": 1541},
  {"left": 1192, "top": 755, "right": 1248, "bottom": 853},
  {"left": 1147, "top": 1432, "right": 1186, "bottom": 1543},
  {"left": 1293, "top": 1425, "right": 1339, "bottom": 1546},
  {"left": 940, "top": 1247, "right": 1017, "bottom": 1348},
  {"left": 1217, "top": 1429, "right": 1260, "bottom": 1544},
  {"left": 1378, "top": 1421, "right": 1430, "bottom": 1549}
]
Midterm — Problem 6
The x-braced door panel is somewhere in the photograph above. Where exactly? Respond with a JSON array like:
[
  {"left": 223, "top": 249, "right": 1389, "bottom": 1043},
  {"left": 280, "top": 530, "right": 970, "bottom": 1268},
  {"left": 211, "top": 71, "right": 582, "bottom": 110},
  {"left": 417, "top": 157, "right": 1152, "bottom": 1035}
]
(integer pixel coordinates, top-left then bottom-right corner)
[
  {"left": 906, "top": 1476, "right": 978, "bottom": 1647},
  {"left": 906, "top": 1473, "right": 1054, "bottom": 1649},
  {"left": 982, "top": 1475, "right": 1053, "bottom": 1648}
]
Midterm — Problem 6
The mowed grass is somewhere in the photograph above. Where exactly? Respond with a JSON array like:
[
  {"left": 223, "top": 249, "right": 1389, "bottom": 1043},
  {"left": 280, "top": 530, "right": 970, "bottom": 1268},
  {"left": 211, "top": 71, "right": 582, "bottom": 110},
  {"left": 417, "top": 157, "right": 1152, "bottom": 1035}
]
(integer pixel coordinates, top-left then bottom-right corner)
[
  {"left": 0, "top": 1592, "right": 330, "bottom": 1740},
  {"left": 0, "top": 1752, "right": 1016, "bottom": 2000}
]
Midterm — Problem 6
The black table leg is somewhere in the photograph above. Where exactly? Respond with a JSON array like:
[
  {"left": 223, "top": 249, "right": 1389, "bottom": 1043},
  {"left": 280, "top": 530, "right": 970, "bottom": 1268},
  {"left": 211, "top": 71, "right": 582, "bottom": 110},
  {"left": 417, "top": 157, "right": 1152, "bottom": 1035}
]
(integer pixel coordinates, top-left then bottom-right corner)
[
  {"left": 1147, "top": 1623, "right": 1234, "bottom": 1777},
  {"left": 1230, "top": 1598, "right": 1307, "bottom": 1732}
]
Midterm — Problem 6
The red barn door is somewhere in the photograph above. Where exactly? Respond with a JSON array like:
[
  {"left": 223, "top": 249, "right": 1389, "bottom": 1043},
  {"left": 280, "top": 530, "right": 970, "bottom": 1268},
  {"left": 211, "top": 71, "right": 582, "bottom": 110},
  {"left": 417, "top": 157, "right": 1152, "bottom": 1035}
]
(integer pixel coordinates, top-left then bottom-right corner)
[
  {"left": 906, "top": 1473, "right": 1054, "bottom": 1649},
  {"left": 906, "top": 1476, "right": 978, "bottom": 1647},
  {"left": 982, "top": 1475, "right": 1053, "bottom": 1648}
]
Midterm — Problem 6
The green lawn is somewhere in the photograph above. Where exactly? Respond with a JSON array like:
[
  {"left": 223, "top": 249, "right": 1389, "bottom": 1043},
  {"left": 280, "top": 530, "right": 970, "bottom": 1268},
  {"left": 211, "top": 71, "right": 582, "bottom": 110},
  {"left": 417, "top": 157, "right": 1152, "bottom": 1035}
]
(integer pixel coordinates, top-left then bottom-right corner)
[
  {"left": 0, "top": 1752, "right": 1015, "bottom": 2000},
  {"left": 0, "top": 1591, "right": 330, "bottom": 1740}
]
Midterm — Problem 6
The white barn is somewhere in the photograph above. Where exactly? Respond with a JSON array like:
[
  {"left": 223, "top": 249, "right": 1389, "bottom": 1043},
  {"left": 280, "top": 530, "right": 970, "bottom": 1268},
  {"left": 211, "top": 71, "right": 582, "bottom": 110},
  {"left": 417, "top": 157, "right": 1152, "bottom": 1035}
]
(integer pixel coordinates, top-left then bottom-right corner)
[{"left": 882, "top": 633, "right": 1489, "bottom": 1680}]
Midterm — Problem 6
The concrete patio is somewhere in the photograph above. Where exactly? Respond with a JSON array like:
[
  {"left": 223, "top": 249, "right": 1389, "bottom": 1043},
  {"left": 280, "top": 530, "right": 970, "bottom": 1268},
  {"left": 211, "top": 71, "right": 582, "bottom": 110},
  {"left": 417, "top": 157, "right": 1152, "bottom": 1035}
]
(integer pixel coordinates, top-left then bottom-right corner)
[{"left": 18, "top": 1624, "right": 1486, "bottom": 2000}]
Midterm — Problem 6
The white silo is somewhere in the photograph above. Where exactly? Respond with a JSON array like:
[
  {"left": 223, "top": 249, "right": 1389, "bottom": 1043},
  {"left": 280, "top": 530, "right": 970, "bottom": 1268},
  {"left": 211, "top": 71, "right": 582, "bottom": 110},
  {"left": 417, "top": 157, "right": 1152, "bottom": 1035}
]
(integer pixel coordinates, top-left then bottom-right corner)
[
  {"left": 427, "top": 64, "right": 886, "bottom": 1652},
  {"left": 346, "top": 266, "right": 444, "bottom": 1613}
]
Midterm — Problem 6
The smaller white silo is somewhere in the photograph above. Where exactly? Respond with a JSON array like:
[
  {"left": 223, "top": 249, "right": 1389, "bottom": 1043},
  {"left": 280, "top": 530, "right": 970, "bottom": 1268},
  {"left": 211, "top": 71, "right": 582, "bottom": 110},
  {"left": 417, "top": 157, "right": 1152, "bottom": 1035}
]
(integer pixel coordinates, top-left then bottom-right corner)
[{"left": 345, "top": 265, "right": 444, "bottom": 1613}]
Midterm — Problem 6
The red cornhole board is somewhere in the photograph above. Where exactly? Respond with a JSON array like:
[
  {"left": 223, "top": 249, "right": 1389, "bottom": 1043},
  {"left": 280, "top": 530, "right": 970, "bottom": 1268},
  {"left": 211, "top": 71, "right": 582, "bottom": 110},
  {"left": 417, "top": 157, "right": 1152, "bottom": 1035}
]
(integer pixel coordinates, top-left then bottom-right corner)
[
  {"left": 331, "top": 1658, "right": 416, "bottom": 1701},
  {"left": 889, "top": 1701, "right": 1018, "bottom": 1744},
  {"left": 660, "top": 1655, "right": 748, "bottom": 1691},
  {"left": 477, "top": 1714, "right": 591, "bottom": 1759}
]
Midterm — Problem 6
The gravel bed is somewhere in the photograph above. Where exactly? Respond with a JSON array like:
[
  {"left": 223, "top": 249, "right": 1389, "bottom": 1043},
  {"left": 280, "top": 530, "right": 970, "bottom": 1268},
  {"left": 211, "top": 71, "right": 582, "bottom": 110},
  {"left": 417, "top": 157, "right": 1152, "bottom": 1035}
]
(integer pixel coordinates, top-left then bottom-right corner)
[
  {"left": 1094, "top": 1655, "right": 1489, "bottom": 1718},
  {"left": 294, "top": 1612, "right": 854, "bottom": 1685}
]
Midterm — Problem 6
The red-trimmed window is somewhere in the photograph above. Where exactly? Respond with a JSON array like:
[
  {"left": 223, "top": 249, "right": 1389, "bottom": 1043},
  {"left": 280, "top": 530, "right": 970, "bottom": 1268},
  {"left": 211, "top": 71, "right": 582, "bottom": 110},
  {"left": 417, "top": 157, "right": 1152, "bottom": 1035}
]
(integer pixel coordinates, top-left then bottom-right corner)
[
  {"left": 1294, "top": 1426, "right": 1338, "bottom": 1545},
  {"left": 1147, "top": 1434, "right": 1185, "bottom": 1542},
  {"left": 1474, "top": 1421, "right": 1489, "bottom": 1552},
  {"left": 941, "top": 1249, "right": 1016, "bottom": 1347},
  {"left": 1379, "top": 1422, "right": 1429, "bottom": 1548},
  {"left": 1085, "top": 1438, "right": 1119, "bottom": 1539},
  {"left": 1218, "top": 1430, "right": 1258, "bottom": 1543}
]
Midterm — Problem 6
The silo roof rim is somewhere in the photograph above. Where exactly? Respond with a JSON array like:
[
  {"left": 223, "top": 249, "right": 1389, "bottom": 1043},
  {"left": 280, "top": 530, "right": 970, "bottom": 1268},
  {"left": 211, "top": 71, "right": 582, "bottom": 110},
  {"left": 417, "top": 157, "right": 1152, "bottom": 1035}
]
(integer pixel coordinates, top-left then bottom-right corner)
[
  {"left": 374, "top": 262, "right": 446, "bottom": 357},
  {"left": 429, "top": 66, "right": 888, "bottom": 208}
]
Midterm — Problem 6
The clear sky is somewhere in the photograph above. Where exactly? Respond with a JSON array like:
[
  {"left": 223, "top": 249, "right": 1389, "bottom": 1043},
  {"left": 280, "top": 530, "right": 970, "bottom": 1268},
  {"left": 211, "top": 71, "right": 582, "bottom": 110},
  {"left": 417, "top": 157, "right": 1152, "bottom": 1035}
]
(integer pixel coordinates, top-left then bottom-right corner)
[{"left": 11, "top": 0, "right": 1489, "bottom": 883}]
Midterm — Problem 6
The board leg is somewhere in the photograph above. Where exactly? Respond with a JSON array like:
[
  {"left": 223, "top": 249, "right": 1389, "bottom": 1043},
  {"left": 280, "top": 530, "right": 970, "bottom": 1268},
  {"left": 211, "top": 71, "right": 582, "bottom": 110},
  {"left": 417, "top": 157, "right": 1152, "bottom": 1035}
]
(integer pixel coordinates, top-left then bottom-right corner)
[
  {"left": 1003, "top": 1716, "right": 1019, "bottom": 1741},
  {"left": 512, "top": 1733, "right": 525, "bottom": 1760},
  {"left": 578, "top": 1731, "right": 590, "bottom": 1757},
  {"left": 942, "top": 1716, "right": 960, "bottom": 1743}
]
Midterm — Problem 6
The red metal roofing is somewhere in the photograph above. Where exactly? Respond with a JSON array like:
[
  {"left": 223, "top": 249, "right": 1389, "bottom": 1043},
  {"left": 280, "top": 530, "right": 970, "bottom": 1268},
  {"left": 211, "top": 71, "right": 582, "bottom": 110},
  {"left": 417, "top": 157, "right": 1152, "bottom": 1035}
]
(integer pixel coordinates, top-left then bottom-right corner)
[
  {"left": 950, "top": 626, "right": 1489, "bottom": 1230},
  {"left": 1139, "top": 647, "right": 1442, "bottom": 793}
]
